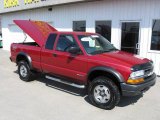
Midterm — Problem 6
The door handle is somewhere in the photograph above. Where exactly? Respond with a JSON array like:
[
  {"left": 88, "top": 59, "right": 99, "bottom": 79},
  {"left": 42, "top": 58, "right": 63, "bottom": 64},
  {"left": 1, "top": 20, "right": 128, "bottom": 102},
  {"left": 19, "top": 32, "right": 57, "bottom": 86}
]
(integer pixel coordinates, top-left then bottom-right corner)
[
  {"left": 53, "top": 53, "right": 57, "bottom": 57},
  {"left": 136, "top": 43, "right": 140, "bottom": 49}
]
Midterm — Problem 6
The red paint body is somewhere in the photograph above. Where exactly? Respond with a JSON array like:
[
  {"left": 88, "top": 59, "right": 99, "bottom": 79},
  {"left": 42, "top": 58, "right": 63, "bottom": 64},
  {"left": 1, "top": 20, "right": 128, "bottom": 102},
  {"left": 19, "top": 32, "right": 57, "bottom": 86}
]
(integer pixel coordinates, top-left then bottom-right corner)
[{"left": 10, "top": 20, "right": 150, "bottom": 84}]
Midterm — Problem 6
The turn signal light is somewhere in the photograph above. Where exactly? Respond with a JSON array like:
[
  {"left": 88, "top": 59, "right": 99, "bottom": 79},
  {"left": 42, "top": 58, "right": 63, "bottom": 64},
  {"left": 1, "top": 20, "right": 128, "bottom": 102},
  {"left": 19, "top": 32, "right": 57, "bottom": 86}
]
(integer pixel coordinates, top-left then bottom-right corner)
[{"left": 127, "top": 78, "right": 144, "bottom": 84}]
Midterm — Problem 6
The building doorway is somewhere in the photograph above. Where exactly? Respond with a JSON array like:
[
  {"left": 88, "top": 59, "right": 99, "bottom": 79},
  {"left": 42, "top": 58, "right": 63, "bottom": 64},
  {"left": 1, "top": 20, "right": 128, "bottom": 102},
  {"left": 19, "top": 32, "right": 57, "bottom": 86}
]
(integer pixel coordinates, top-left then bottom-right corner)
[
  {"left": 0, "top": 17, "right": 2, "bottom": 48},
  {"left": 121, "top": 22, "right": 140, "bottom": 54}
]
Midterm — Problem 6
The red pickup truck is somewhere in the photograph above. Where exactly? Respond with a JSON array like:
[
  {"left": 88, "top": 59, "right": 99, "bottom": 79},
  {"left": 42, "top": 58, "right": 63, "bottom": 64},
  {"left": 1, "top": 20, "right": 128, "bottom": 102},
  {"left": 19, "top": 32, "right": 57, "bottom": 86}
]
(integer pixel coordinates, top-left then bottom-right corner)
[{"left": 10, "top": 20, "right": 156, "bottom": 110}]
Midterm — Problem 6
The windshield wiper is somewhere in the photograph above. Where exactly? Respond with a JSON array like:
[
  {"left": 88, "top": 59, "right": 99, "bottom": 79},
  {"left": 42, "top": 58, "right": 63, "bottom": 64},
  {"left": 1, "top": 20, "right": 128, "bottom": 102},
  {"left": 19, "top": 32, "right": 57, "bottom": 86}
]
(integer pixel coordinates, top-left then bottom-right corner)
[
  {"left": 108, "top": 48, "right": 119, "bottom": 51},
  {"left": 90, "top": 50, "right": 110, "bottom": 55},
  {"left": 90, "top": 48, "right": 118, "bottom": 55}
]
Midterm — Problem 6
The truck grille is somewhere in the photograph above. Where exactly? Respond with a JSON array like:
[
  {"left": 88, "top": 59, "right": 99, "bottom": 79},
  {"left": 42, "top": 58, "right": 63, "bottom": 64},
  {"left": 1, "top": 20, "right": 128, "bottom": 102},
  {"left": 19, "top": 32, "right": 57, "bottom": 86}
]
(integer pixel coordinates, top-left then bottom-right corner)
[{"left": 144, "top": 68, "right": 153, "bottom": 76}]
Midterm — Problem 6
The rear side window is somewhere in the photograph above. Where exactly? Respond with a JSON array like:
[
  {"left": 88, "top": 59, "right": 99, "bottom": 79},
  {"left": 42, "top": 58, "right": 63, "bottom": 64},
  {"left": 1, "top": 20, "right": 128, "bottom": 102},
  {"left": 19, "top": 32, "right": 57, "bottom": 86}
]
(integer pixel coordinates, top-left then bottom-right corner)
[{"left": 45, "top": 34, "right": 57, "bottom": 50}]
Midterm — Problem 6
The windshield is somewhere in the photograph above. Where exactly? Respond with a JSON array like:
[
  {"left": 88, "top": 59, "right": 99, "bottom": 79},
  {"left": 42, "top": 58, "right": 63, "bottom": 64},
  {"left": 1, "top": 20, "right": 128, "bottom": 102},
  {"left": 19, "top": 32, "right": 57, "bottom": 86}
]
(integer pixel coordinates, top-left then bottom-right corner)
[{"left": 78, "top": 34, "right": 118, "bottom": 55}]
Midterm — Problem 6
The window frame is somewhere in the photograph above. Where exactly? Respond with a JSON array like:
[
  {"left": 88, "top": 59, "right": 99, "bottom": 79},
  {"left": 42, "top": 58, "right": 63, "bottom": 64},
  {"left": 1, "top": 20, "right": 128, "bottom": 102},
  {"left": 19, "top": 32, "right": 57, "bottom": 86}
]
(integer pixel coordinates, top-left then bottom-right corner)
[{"left": 148, "top": 19, "right": 160, "bottom": 53}]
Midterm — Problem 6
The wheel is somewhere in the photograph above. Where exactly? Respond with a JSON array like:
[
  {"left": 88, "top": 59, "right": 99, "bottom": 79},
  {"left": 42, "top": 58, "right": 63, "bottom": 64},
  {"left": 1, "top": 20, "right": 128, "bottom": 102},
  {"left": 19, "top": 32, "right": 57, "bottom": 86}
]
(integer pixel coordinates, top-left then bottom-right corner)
[
  {"left": 18, "top": 61, "right": 34, "bottom": 82},
  {"left": 88, "top": 76, "right": 120, "bottom": 110}
]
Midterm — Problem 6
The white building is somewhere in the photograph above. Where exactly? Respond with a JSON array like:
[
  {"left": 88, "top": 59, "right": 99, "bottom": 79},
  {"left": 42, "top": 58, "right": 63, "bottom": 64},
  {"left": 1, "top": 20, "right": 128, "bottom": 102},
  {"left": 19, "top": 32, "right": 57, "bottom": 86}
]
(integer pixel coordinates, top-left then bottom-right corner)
[{"left": 0, "top": 0, "right": 160, "bottom": 75}]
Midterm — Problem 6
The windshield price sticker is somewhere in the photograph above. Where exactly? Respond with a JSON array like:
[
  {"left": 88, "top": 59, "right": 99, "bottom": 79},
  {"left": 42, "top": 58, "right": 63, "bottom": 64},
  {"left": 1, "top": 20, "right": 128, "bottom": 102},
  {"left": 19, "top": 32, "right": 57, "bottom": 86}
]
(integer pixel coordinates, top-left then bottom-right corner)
[
  {"left": 81, "top": 37, "right": 95, "bottom": 47},
  {"left": 91, "top": 35, "right": 99, "bottom": 38}
]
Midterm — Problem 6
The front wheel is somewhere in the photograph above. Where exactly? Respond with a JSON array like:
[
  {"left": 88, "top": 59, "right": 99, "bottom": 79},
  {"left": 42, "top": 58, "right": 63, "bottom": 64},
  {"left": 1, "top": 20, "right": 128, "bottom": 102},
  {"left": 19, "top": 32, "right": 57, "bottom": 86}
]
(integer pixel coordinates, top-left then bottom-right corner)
[{"left": 88, "top": 76, "right": 120, "bottom": 110}]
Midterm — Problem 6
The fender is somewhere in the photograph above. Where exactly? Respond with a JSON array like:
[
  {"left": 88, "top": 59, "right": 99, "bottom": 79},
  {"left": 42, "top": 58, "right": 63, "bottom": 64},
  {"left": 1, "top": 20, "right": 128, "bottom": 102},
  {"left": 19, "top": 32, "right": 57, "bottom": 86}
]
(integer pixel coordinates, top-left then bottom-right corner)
[
  {"left": 16, "top": 52, "right": 32, "bottom": 69},
  {"left": 88, "top": 66, "right": 125, "bottom": 83}
]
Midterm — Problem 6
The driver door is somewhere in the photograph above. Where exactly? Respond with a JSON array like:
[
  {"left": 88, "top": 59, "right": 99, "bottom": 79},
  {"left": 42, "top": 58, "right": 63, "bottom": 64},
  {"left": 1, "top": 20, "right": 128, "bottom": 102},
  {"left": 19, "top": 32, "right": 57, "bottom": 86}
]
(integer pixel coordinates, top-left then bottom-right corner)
[{"left": 53, "top": 34, "right": 87, "bottom": 82}]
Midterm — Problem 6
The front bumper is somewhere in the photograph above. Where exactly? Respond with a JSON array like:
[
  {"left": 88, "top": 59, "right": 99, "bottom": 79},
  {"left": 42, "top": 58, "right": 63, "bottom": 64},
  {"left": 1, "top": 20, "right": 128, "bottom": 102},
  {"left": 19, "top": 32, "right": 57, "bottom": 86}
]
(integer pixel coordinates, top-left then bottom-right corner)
[{"left": 121, "top": 73, "right": 156, "bottom": 96}]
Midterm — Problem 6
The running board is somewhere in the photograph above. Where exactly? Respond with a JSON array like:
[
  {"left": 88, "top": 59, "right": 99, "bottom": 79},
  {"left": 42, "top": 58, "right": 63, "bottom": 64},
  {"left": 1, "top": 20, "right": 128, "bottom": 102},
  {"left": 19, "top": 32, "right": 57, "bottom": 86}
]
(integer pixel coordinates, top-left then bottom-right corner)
[{"left": 45, "top": 76, "right": 86, "bottom": 89}]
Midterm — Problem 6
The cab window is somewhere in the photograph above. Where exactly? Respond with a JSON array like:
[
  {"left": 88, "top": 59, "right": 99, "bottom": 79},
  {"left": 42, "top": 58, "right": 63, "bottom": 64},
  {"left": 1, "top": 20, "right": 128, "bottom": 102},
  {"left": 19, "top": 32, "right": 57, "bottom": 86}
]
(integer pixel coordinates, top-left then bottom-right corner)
[
  {"left": 56, "top": 35, "right": 78, "bottom": 52},
  {"left": 45, "top": 34, "right": 57, "bottom": 50}
]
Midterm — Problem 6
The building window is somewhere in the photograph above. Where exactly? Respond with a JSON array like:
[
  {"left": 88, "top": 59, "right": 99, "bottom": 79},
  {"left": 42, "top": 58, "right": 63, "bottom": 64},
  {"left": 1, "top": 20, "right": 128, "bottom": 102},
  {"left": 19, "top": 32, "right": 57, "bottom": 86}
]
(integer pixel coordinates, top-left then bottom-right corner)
[
  {"left": 151, "top": 20, "right": 160, "bottom": 51},
  {"left": 95, "top": 21, "right": 111, "bottom": 42},
  {"left": 73, "top": 21, "right": 86, "bottom": 32}
]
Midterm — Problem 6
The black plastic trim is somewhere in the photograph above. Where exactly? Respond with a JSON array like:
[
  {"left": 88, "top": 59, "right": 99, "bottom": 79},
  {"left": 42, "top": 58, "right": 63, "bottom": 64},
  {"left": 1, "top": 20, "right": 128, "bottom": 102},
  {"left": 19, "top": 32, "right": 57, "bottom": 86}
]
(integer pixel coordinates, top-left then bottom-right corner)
[
  {"left": 121, "top": 73, "right": 156, "bottom": 96},
  {"left": 131, "top": 61, "right": 153, "bottom": 71},
  {"left": 88, "top": 66, "right": 125, "bottom": 83},
  {"left": 16, "top": 52, "right": 32, "bottom": 69}
]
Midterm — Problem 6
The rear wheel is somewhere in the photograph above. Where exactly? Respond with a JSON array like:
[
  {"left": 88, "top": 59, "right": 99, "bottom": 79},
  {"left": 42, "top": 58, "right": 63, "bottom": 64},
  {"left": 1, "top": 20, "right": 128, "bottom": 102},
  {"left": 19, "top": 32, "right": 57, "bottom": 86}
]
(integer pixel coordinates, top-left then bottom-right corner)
[
  {"left": 18, "top": 61, "right": 35, "bottom": 82},
  {"left": 88, "top": 76, "right": 120, "bottom": 110}
]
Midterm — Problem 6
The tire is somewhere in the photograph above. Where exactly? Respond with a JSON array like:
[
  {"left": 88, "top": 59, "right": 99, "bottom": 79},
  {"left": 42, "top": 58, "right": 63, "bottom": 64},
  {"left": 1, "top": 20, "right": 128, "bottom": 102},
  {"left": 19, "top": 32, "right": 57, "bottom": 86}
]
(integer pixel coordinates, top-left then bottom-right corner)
[
  {"left": 18, "top": 61, "right": 35, "bottom": 82},
  {"left": 88, "top": 76, "right": 120, "bottom": 110}
]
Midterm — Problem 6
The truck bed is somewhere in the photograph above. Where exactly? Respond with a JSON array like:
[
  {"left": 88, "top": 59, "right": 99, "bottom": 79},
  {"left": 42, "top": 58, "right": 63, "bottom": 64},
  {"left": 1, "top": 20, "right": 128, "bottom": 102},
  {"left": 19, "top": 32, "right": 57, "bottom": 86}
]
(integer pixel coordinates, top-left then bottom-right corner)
[
  {"left": 10, "top": 42, "right": 42, "bottom": 71},
  {"left": 18, "top": 42, "right": 39, "bottom": 47}
]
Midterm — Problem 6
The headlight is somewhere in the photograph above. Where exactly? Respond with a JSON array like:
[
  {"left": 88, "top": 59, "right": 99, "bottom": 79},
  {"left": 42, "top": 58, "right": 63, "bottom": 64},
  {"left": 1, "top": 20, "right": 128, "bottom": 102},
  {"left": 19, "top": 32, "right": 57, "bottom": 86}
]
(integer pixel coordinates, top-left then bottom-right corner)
[
  {"left": 127, "top": 70, "right": 145, "bottom": 84},
  {"left": 130, "top": 70, "right": 145, "bottom": 79}
]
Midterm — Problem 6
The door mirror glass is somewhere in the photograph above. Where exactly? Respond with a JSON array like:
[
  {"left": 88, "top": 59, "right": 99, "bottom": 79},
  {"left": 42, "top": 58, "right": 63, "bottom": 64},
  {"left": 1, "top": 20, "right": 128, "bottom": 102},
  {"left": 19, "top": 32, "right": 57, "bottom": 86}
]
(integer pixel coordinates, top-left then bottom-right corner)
[{"left": 68, "top": 47, "right": 81, "bottom": 55}]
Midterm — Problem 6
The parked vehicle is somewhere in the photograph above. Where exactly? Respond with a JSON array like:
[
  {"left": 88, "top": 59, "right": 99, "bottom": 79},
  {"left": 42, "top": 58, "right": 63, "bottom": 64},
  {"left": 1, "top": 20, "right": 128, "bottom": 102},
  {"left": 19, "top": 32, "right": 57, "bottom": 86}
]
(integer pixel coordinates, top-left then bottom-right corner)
[{"left": 10, "top": 20, "right": 156, "bottom": 110}]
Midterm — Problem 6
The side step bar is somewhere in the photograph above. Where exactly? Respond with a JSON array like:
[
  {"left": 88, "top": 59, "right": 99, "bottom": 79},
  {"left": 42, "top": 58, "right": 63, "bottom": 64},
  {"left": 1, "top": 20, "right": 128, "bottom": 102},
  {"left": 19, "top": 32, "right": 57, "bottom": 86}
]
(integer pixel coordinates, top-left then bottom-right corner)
[{"left": 45, "top": 76, "right": 86, "bottom": 89}]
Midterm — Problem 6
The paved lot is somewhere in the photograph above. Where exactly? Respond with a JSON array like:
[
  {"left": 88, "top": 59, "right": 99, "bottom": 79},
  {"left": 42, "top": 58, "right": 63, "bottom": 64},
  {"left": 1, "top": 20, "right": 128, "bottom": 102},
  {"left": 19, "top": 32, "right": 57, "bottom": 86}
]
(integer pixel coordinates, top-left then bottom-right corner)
[{"left": 0, "top": 49, "right": 160, "bottom": 120}]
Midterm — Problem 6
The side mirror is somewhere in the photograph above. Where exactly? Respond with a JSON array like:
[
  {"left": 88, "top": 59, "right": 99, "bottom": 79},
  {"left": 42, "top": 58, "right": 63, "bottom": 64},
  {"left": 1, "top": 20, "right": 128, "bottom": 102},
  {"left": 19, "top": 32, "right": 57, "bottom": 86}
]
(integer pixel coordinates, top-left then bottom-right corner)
[{"left": 68, "top": 46, "right": 81, "bottom": 55}]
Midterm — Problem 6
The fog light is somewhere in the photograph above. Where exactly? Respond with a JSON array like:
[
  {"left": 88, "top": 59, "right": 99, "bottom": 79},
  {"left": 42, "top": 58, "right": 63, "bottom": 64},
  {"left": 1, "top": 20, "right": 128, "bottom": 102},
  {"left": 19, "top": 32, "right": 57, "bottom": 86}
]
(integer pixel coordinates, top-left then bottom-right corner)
[{"left": 127, "top": 78, "right": 144, "bottom": 84}]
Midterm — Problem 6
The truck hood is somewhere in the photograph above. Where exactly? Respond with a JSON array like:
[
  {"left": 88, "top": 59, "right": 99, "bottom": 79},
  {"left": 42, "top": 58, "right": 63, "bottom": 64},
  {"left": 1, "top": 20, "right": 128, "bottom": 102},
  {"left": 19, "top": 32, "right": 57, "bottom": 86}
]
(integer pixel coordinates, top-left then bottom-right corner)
[
  {"left": 14, "top": 20, "right": 57, "bottom": 47},
  {"left": 90, "top": 51, "right": 150, "bottom": 68}
]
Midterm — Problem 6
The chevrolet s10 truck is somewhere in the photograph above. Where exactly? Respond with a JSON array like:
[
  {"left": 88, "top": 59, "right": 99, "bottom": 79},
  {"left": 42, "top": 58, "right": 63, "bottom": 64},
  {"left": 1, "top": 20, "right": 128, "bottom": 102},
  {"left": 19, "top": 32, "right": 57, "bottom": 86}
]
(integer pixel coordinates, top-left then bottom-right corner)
[{"left": 10, "top": 20, "right": 156, "bottom": 110}]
